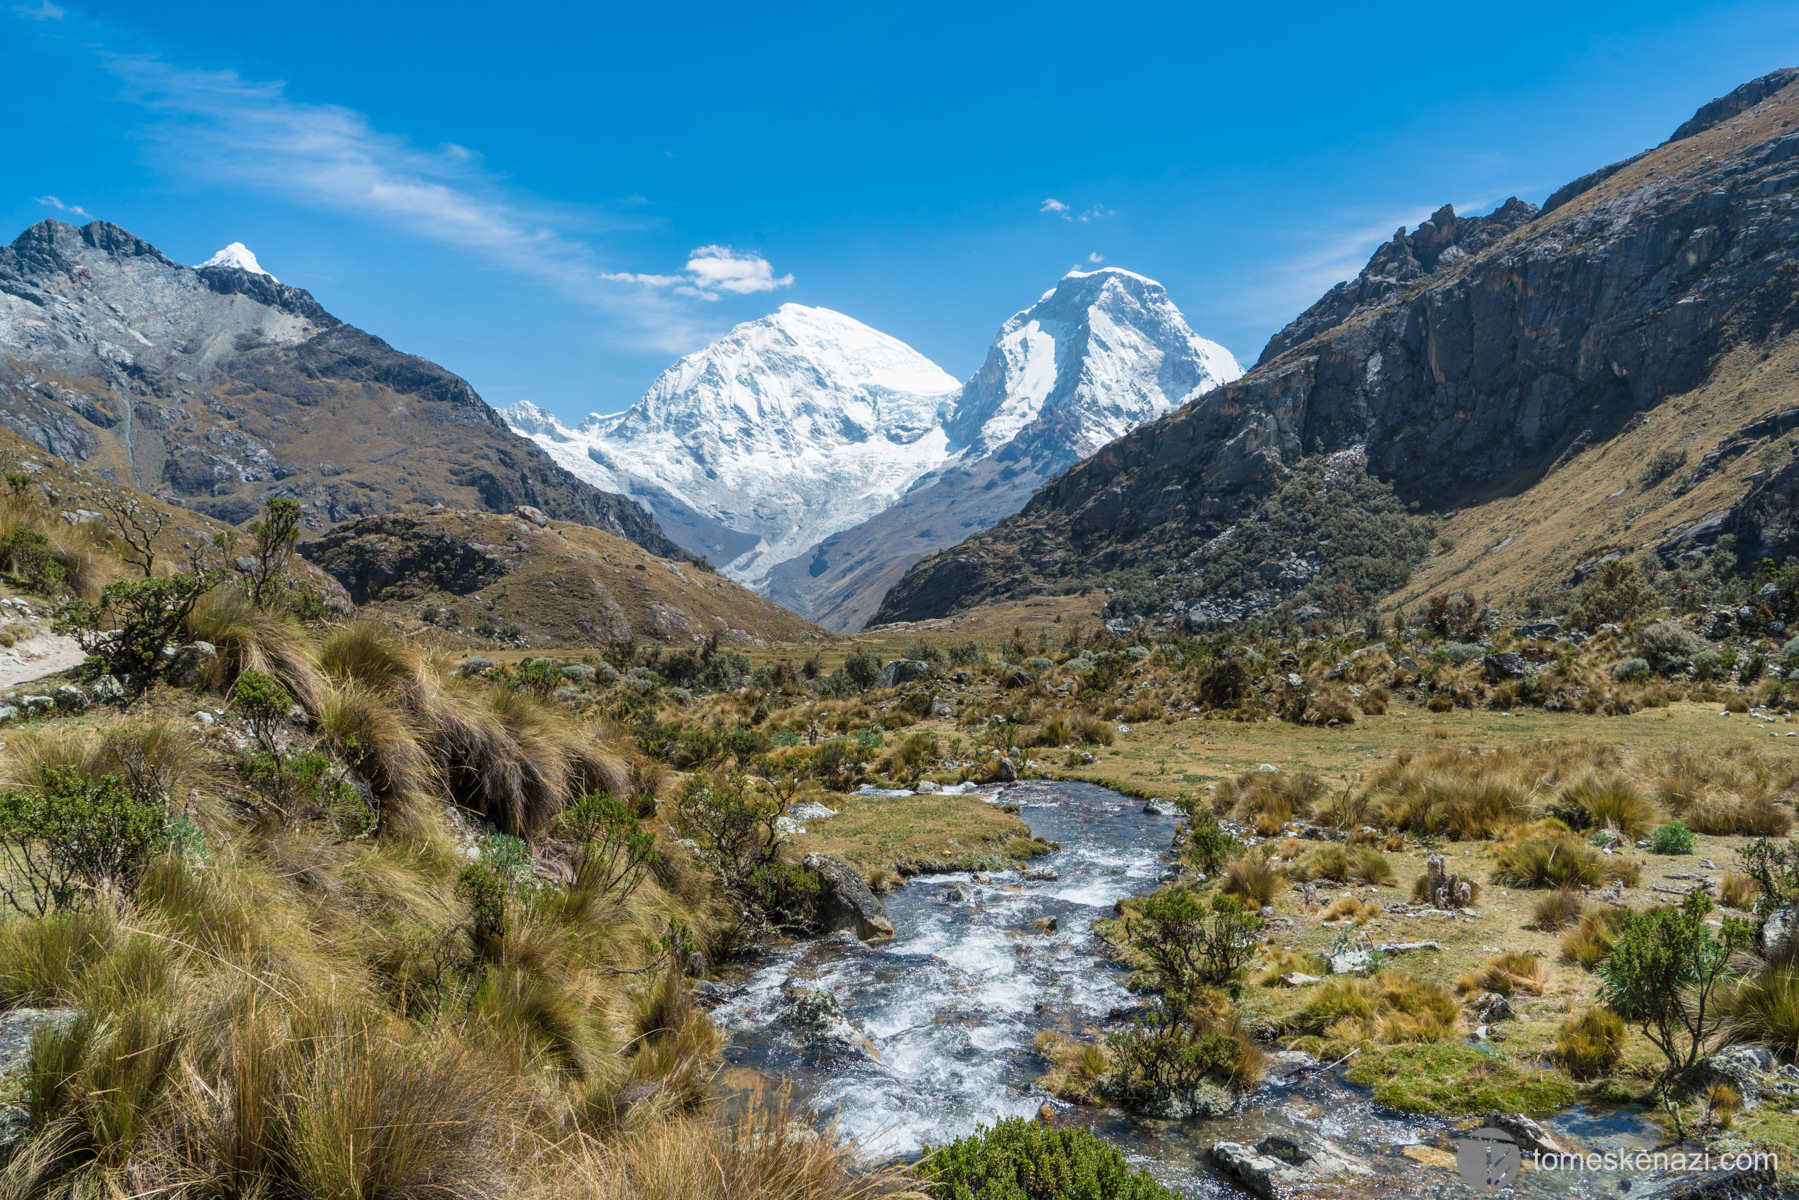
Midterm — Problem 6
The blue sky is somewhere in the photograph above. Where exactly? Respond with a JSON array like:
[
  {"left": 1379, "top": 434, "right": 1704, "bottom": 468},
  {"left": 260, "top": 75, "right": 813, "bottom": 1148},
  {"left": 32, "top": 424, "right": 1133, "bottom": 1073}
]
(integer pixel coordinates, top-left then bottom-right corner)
[{"left": 5, "top": 2, "right": 1799, "bottom": 421}]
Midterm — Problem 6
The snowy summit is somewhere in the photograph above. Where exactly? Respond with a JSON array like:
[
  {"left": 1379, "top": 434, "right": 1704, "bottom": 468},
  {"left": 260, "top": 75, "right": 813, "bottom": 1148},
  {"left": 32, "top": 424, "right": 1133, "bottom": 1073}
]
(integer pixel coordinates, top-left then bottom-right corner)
[{"left": 197, "top": 243, "right": 277, "bottom": 282}]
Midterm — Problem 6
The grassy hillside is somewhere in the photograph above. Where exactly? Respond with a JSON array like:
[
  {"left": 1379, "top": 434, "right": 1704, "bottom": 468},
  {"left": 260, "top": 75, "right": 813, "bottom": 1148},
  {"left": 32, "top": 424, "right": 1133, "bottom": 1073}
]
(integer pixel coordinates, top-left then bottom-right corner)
[{"left": 298, "top": 508, "right": 827, "bottom": 650}]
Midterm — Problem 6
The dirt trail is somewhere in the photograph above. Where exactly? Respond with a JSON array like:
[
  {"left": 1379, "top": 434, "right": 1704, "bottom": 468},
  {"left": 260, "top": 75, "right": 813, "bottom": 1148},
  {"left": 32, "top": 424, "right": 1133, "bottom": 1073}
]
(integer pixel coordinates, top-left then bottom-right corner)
[{"left": 0, "top": 632, "right": 85, "bottom": 690}]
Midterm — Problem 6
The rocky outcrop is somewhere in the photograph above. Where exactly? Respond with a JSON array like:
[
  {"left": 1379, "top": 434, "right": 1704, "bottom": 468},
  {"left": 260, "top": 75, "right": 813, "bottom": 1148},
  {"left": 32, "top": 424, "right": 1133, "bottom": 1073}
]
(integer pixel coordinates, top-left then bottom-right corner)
[
  {"left": 873, "top": 70, "right": 1799, "bottom": 626},
  {"left": 0, "top": 219, "right": 681, "bottom": 556},
  {"left": 802, "top": 852, "right": 895, "bottom": 941},
  {"left": 300, "top": 515, "right": 510, "bottom": 603}
]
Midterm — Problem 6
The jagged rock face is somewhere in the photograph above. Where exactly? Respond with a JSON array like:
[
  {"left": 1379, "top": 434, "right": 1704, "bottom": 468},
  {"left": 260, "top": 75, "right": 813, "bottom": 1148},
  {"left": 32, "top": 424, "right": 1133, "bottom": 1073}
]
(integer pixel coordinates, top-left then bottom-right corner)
[
  {"left": 872, "top": 70, "right": 1799, "bottom": 626},
  {"left": 1257, "top": 198, "right": 1540, "bottom": 364},
  {"left": 0, "top": 220, "right": 681, "bottom": 556}
]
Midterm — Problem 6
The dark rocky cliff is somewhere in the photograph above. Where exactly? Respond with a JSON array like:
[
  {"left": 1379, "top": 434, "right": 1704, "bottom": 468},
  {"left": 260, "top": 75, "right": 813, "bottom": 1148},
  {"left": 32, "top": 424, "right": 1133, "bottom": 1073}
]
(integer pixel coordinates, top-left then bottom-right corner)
[{"left": 873, "top": 69, "right": 1799, "bottom": 627}]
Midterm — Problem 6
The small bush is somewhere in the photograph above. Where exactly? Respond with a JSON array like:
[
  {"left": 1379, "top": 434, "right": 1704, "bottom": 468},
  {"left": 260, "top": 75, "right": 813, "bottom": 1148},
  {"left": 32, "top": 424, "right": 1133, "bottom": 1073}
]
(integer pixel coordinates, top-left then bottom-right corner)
[
  {"left": 1612, "top": 657, "right": 1652, "bottom": 682},
  {"left": 917, "top": 1118, "right": 1177, "bottom": 1200},
  {"left": 1569, "top": 558, "right": 1659, "bottom": 631},
  {"left": 1178, "top": 805, "right": 1241, "bottom": 875},
  {"left": 1636, "top": 621, "right": 1704, "bottom": 675},
  {"left": 1552, "top": 775, "right": 1657, "bottom": 839},
  {"left": 1651, "top": 822, "right": 1696, "bottom": 855},
  {"left": 1463, "top": 951, "right": 1549, "bottom": 997},
  {"left": 55, "top": 572, "right": 222, "bottom": 690},
  {"left": 1298, "top": 972, "right": 1458, "bottom": 1045},
  {"left": 1562, "top": 907, "right": 1631, "bottom": 970},
  {"left": 0, "top": 528, "right": 66, "bottom": 596},
  {"left": 1721, "top": 873, "right": 1761, "bottom": 910},
  {"left": 0, "top": 764, "right": 169, "bottom": 915},
  {"left": 1556, "top": 1010, "right": 1626, "bottom": 1079},
  {"left": 1122, "top": 890, "right": 1264, "bottom": 996}
]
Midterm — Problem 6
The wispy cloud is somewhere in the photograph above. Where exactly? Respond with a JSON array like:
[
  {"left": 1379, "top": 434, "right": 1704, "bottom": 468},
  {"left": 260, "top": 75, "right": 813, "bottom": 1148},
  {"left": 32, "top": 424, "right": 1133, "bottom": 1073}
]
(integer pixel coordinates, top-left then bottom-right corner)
[
  {"left": 1041, "top": 197, "right": 1113, "bottom": 223},
  {"left": 12, "top": 2, "right": 63, "bottom": 20},
  {"left": 11, "top": 19, "right": 788, "bottom": 353},
  {"left": 33, "top": 194, "right": 88, "bottom": 217},
  {"left": 1087, "top": 251, "right": 1104, "bottom": 264}
]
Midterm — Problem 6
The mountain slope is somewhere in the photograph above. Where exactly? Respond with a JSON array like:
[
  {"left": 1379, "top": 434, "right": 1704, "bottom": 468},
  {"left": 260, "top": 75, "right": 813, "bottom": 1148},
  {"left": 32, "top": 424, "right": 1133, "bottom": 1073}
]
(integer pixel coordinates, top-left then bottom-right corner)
[
  {"left": 503, "top": 304, "right": 960, "bottom": 582},
  {"left": 0, "top": 220, "right": 682, "bottom": 556},
  {"left": 871, "top": 69, "right": 1799, "bottom": 627},
  {"left": 299, "top": 508, "right": 822, "bottom": 648}
]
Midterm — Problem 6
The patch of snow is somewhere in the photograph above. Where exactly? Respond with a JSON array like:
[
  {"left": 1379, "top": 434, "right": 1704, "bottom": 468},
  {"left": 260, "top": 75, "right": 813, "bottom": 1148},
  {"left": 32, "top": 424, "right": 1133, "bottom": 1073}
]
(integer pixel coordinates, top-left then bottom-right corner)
[{"left": 197, "top": 243, "right": 276, "bottom": 281}]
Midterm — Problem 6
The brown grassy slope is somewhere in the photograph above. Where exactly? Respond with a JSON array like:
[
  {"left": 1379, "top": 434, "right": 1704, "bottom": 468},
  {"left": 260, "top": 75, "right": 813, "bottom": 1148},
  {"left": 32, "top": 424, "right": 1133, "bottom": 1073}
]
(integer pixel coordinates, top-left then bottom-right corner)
[
  {"left": 299, "top": 508, "right": 826, "bottom": 649},
  {"left": 1387, "top": 337, "right": 1799, "bottom": 610},
  {"left": 0, "top": 423, "right": 346, "bottom": 599}
]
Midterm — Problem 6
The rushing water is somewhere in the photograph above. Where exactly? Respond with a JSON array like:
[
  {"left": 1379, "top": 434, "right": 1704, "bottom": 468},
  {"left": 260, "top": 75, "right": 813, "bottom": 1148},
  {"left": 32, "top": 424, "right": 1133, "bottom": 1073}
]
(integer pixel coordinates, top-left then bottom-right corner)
[{"left": 714, "top": 779, "right": 1676, "bottom": 1197}]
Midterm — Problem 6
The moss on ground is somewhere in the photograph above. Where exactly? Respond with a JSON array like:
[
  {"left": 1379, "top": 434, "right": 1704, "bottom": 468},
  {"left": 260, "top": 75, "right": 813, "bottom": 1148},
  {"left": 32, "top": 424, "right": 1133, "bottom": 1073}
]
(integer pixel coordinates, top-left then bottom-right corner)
[{"left": 1343, "top": 1043, "right": 1578, "bottom": 1114}]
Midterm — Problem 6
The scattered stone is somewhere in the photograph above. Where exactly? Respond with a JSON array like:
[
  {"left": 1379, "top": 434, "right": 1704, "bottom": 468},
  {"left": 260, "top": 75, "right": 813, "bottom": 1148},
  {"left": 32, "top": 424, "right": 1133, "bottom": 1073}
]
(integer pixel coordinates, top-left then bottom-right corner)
[
  {"left": 90, "top": 675, "right": 125, "bottom": 703},
  {"left": 1022, "top": 865, "right": 1059, "bottom": 883},
  {"left": 915, "top": 780, "right": 941, "bottom": 793},
  {"left": 802, "top": 853, "right": 895, "bottom": 941},
  {"left": 195, "top": 711, "right": 215, "bottom": 727},
  {"left": 512, "top": 504, "right": 550, "bottom": 527},
  {"left": 0, "top": 706, "right": 17, "bottom": 726},
  {"left": 788, "top": 801, "right": 838, "bottom": 821},
  {"left": 1483, "top": 1112, "right": 1578, "bottom": 1158},
  {"left": 774, "top": 988, "right": 877, "bottom": 1058},
  {"left": 1472, "top": 992, "right": 1515, "bottom": 1023},
  {"left": 19, "top": 695, "right": 52, "bottom": 716},
  {"left": 775, "top": 817, "right": 806, "bottom": 837},
  {"left": 930, "top": 699, "right": 955, "bottom": 718},
  {"left": 992, "top": 756, "right": 1018, "bottom": 783},
  {"left": 1258, "top": 763, "right": 1278, "bottom": 772},
  {"left": 944, "top": 886, "right": 967, "bottom": 902},
  {"left": 1278, "top": 973, "right": 1322, "bottom": 988},
  {"left": 1630, "top": 1163, "right": 1777, "bottom": 1198},
  {"left": 1142, "top": 799, "right": 1181, "bottom": 816},
  {"left": 51, "top": 684, "right": 87, "bottom": 711},
  {"left": 1029, "top": 916, "right": 1059, "bottom": 934}
]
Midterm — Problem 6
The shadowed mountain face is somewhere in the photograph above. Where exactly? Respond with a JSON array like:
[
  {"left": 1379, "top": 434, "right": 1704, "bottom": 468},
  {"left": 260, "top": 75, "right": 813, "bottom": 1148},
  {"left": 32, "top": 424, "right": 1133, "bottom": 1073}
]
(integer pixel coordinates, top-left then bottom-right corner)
[
  {"left": 0, "top": 220, "right": 683, "bottom": 557},
  {"left": 871, "top": 69, "right": 1799, "bottom": 628}
]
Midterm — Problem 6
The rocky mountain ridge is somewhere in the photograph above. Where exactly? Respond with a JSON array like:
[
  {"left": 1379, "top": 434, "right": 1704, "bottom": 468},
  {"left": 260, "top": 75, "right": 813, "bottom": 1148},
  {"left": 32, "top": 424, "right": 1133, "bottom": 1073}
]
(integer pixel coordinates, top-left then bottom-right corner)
[
  {"left": 0, "top": 220, "right": 682, "bottom": 557},
  {"left": 872, "top": 69, "right": 1799, "bottom": 628}
]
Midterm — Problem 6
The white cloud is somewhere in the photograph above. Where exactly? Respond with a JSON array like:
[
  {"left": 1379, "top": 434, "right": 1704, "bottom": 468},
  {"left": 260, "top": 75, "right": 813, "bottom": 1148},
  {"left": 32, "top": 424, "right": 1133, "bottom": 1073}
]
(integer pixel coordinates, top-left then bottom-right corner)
[
  {"left": 677, "top": 245, "right": 792, "bottom": 297},
  {"left": 33, "top": 194, "right": 88, "bottom": 217},
  {"left": 44, "top": 46, "right": 790, "bottom": 352},
  {"left": 1040, "top": 198, "right": 1070, "bottom": 218},
  {"left": 1087, "top": 251, "right": 1104, "bottom": 264},
  {"left": 1077, "top": 205, "right": 1113, "bottom": 223},
  {"left": 1043, "top": 198, "right": 1113, "bottom": 223},
  {"left": 13, "top": 2, "right": 64, "bottom": 19}
]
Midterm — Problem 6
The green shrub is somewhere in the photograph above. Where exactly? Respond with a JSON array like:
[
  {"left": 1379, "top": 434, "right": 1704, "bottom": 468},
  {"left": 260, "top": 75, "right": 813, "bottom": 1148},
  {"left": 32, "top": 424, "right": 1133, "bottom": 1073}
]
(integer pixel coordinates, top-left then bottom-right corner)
[
  {"left": 1640, "top": 447, "right": 1688, "bottom": 488},
  {"left": 1741, "top": 653, "right": 1768, "bottom": 685},
  {"left": 1783, "top": 637, "right": 1799, "bottom": 667},
  {"left": 1120, "top": 890, "right": 1263, "bottom": 999},
  {"left": 918, "top": 1118, "right": 1177, "bottom": 1200},
  {"left": 670, "top": 772, "right": 782, "bottom": 894},
  {"left": 0, "top": 764, "right": 170, "bottom": 915},
  {"left": 1636, "top": 621, "right": 1703, "bottom": 675},
  {"left": 1569, "top": 559, "right": 1659, "bottom": 631},
  {"left": 1102, "top": 1005, "right": 1262, "bottom": 1115},
  {"left": 511, "top": 658, "right": 563, "bottom": 698},
  {"left": 230, "top": 668, "right": 292, "bottom": 753},
  {"left": 1612, "top": 657, "right": 1651, "bottom": 682},
  {"left": 55, "top": 572, "right": 223, "bottom": 689},
  {"left": 1176, "top": 806, "right": 1240, "bottom": 875},
  {"left": 843, "top": 648, "right": 882, "bottom": 690},
  {"left": 0, "top": 529, "right": 65, "bottom": 596},
  {"left": 458, "top": 862, "right": 509, "bottom": 941},
  {"left": 556, "top": 791, "right": 658, "bottom": 901},
  {"left": 1597, "top": 890, "right": 1748, "bottom": 1076},
  {"left": 1651, "top": 823, "right": 1696, "bottom": 855},
  {"left": 745, "top": 862, "right": 822, "bottom": 933}
]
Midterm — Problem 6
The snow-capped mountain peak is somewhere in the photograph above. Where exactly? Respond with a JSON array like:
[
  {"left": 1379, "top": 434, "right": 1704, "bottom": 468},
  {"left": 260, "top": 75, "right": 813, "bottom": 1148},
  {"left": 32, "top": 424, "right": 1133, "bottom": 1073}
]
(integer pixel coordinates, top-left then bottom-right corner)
[
  {"left": 947, "top": 266, "right": 1241, "bottom": 458},
  {"left": 197, "top": 243, "right": 277, "bottom": 281}
]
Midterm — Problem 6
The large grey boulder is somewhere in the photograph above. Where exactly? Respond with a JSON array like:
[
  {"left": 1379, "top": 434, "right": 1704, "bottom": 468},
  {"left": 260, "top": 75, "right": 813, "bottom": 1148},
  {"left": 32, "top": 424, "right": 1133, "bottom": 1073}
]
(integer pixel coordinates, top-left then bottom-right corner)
[
  {"left": 802, "top": 853, "right": 894, "bottom": 941},
  {"left": 876, "top": 659, "right": 932, "bottom": 689},
  {"left": 1207, "top": 1134, "right": 1373, "bottom": 1199},
  {"left": 165, "top": 641, "right": 217, "bottom": 689}
]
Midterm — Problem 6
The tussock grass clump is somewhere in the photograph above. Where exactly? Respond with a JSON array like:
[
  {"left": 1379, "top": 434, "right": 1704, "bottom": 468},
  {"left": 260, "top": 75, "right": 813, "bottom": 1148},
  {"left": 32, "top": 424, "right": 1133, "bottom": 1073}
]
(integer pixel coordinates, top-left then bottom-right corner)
[
  {"left": 1492, "top": 837, "right": 1607, "bottom": 889},
  {"left": 1369, "top": 740, "right": 1631, "bottom": 840},
  {"left": 1216, "top": 770, "right": 1326, "bottom": 837},
  {"left": 1257, "top": 948, "right": 1330, "bottom": 986},
  {"left": 1551, "top": 775, "right": 1657, "bottom": 839},
  {"left": 1727, "top": 967, "right": 1799, "bottom": 1062},
  {"left": 1221, "top": 855, "right": 1279, "bottom": 908},
  {"left": 1298, "top": 972, "right": 1459, "bottom": 1046},
  {"left": 1561, "top": 905, "right": 1632, "bottom": 970},
  {"left": 1555, "top": 1010, "right": 1626, "bottom": 1079},
  {"left": 1034, "top": 1030, "right": 1111, "bottom": 1104},
  {"left": 1320, "top": 896, "right": 1380, "bottom": 923},
  {"left": 1460, "top": 951, "right": 1549, "bottom": 997},
  {"left": 1529, "top": 889, "right": 1585, "bottom": 932},
  {"left": 1721, "top": 873, "right": 1762, "bottom": 911}
]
